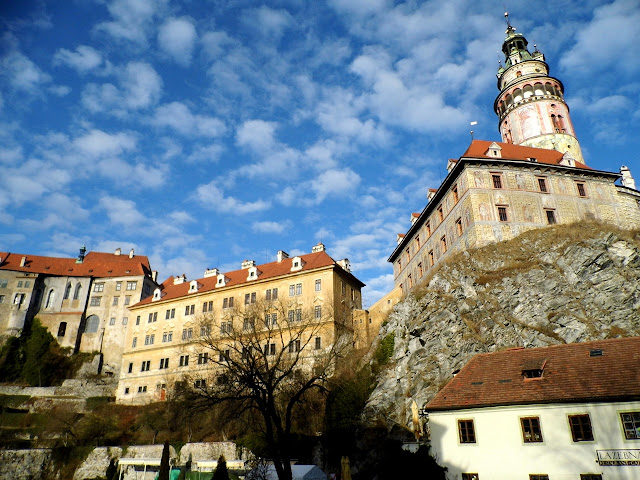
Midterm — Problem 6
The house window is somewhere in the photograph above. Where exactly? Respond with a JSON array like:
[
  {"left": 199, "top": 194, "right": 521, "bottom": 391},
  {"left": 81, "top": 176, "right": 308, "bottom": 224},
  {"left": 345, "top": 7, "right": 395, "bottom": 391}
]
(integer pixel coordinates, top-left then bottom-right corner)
[
  {"left": 137, "top": 386, "right": 148, "bottom": 393},
  {"left": 57, "top": 322, "right": 67, "bottom": 337},
  {"left": 159, "top": 358, "right": 169, "bottom": 369},
  {"left": 127, "top": 363, "right": 133, "bottom": 373},
  {"left": 341, "top": 281, "right": 346, "bottom": 295},
  {"left": 426, "top": 221, "right": 431, "bottom": 237},
  {"left": 200, "top": 325, "right": 210, "bottom": 336},
  {"left": 45, "top": 289, "right": 55, "bottom": 308},
  {"left": 452, "top": 184, "right": 459, "bottom": 203},
  {"left": 90, "top": 296, "right": 101, "bottom": 306},
  {"left": 182, "top": 328, "right": 193, "bottom": 340},
  {"left": 141, "top": 360, "right": 150, "bottom": 372},
  {"left": 243, "top": 318, "right": 255, "bottom": 330},
  {"left": 116, "top": 282, "right": 122, "bottom": 291},
  {"left": 17, "top": 280, "right": 23, "bottom": 288},
  {"left": 462, "top": 474, "right": 479, "bottom": 480},
  {"left": 440, "top": 235, "right": 447, "bottom": 253},
  {"left": 315, "top": 279, "right": 322, "bottom": 291},
  {"left": 220, "top": 321, "right": 232, "bottom": 334},
  {"left": 296, "top": 283, "right": 302, "bottom": 295},
  {"left": 492, "top": 174, "right": 503, "bottom": 189},
  {"left": 124, "top": 296, "right": 131, "bottom": 305},
  {"left": 569, "top": 414, "right": 594, "bottom": 442},
  {"left": 456, "top": 217, "right": 463, "bottom": 235},
  {"left": 620, "top": 412, "right": 640, "bottom": 439},
  {"left": 458, "top": 419, "right": 476, "bottom": 443},
  {"left": 148, "top": 312, "right": 157, "bottom": 323},
  {"left": 576, "top": 182, "right": 587, "bottom": 197},
  {"left": 579, "top": 476, "right": 602, "bottom": 480},
  {"left": 126, "top": 281, "right": 137, "bottom": 290},
  {"left": 529, "top": 476, "right": 549, "bottom": 480},
  {"left": 202, "top": 300, "right": 213, "bottom": 313},
  {"left": 223, "top": 297, "right": 234, "bottom": 308},
  {"left": 521, "top": 417, "right": 543, "bottom": 442},
  {"left": 315, "top": 337, "right": 322, "bottom": 349},
  {"left": 288, "top": 340, "right": 301, "bottom": 353},
  {"left": 438, "top": 205, "right": 444, "bottom": 221},
  {"left": 136, "top": 316, "right": 140, "bottom": 326},
  {"left": 537, "top": 177, "right": 548, "bottom": 193},
  {"left": 122, "top": 317, "right": 128, "bottom": 325},
  {"left": 315, "top": 305, "right": 322, "bottom": 319},
  {"left": 545, "top": 209, "right": 557, "bottom": 224},
  {"left": 295, "top": 308, "right": 302, "bottom": 322},
  {"left": 64, "top": 283, "right": 72, "bottom": 299},
  {"left": 266, "top": 288, "right": 278, "bottom": 300},
  {"left": 179, "top": 355, "right": 189, "bottom": 367},
  {"left": 418, "top": 262, "right": 423, "bottom": 277},
  {"left": 428, "top": 250, "right": 434, "bottom": 267},
  {"left": 132, "top": 337, "right": 137, "bottom": 348},
  {"left": 497, "top": 206, "right": 509, "bottom": 222},
  {"left": 198, "top": 352, "right": 210, "bottom": 364},
  {"left": 0, "top": 278, "right": 7, "bottom": 288},
  {"left": 415, "top": 235, "right": 420, "bottom": 249},
  {"left": 185, "top": 305, "right": 195, "bottom": 315},
  {"left": 109, "top": 317, "right": 116, "bottom": 325},
  {"left": 0, "top": 295, "right": 4, "bottom": 304},
  {"left": 73, "top": 284, "right": 82, "bottom": 300},
  {"left": 94, "top": 283, "right": 104, "bottom": 292},
  {"left": 408, "top": 273, "right": 413, "bottom": 288}
]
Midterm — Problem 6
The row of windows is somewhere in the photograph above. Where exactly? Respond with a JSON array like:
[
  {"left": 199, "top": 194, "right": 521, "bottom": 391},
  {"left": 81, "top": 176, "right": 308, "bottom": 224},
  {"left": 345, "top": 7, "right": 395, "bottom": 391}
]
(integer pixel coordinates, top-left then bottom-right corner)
[
  {"left": 457, "top": 411, "right": 640, "bottom": 445},
  {"left": 93, "top": 281, "right": 137, "bottom": 293},
  {"left": 89, "top": 295, "right": 132, "bottom": 307},
  {"left": 0, "top": 279, "right": 33, "bottom": 289},
  {"left": 491, "top": 172, "right": 587, "bottom": 197}
]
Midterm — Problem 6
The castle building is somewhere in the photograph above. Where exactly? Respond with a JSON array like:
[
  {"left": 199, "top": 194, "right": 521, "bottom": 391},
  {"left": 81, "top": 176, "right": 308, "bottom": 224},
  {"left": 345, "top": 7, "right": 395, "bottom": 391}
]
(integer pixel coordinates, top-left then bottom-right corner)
[
  {"left": 0, "top": 248, "right": 158, "bottom": 374},
  {"left": 426, "top": 337, "right": 640, "bottom": 480},
  {"left": 116, "top": 244, "right": 365, "bottom": 404},
  {"left": 389, "top": 20, "right": 640, "bottom": 295}
]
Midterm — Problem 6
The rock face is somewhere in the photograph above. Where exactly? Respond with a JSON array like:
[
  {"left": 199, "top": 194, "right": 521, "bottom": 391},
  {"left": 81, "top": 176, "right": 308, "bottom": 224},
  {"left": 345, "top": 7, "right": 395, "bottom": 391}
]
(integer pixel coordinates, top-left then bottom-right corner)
[{"left": 365, "top": 224, "right": 640, "bottom": 428}]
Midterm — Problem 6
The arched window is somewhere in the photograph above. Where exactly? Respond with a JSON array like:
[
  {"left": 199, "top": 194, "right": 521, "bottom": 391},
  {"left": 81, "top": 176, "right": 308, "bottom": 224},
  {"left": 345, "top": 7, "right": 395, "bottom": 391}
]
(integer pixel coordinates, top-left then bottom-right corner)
[
  {"left": 57, "top": 322, "right": 67, "bottom": 337},
  {"left": 45, "top": 289, "right": 55, "bottom": 308},
  {"left": 85, "top": 315, "right": 100, "bottom": 333},
  {"left": 73, "top": 283, "right": 82, "bottom": 300},
  {"left": 63, "top": 283, "right": 72, "bottom": 300}
]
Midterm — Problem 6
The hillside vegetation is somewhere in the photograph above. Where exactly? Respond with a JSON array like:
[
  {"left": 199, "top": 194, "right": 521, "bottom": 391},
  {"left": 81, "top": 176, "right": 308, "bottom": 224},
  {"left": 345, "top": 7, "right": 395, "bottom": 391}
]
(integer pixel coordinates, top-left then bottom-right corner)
[{"left": 365, "top": 222, "right": 640, "bottom": 427}]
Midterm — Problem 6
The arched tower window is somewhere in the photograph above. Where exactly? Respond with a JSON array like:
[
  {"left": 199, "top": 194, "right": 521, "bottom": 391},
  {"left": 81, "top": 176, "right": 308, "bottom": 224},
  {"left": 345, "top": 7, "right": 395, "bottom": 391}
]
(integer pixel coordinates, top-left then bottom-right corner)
[
  {"left": 63, "top": 283, "right": 72, "bottom": 300},
  {"left": 45, "top": 289, "right": 55, "bottom": 308},
  {"left": 57, "top": 322, "right": 67, "bottom": 337},
  {"left": 73, "top": 283, "right": 82, "bottom": 300}
]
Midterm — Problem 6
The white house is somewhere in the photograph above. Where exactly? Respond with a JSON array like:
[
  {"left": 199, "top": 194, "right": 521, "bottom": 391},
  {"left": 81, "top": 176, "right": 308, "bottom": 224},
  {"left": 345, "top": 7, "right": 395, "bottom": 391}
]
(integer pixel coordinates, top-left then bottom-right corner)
[{"left": 426, "top": 337, "right": 640, "bottom": 480}]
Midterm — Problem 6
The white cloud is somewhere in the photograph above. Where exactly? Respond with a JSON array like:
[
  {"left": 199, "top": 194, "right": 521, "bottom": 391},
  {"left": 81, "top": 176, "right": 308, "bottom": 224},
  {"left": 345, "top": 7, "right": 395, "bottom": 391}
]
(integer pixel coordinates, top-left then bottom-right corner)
[
  {"left": 236, "top": 120, "right": 278, "bottom": 151},
  {"left": 122, "top": 61, "right": 163, "bottom": 109},
  {"left": 194, "top": 181, "right": 271, "bottom": 214},
  {"left": 81, "top": 83, "right": 120, "bottom": 112},
  {"left": 53, "top": 45, "right": 102, "bottom": 72},
  {"left": 187, "top": 144, "right": 224, "bottom": 163},
  {"left": 584, "top": 95, "right": 630, "bottom": 114},
  {"left": 252, "top": 220, "right": 290, "bottom": 234},
  {"left": 153, "top": 102, "right": 226, "bottom": 137},
  {"left": 99, "top": 195, "right": 147, "bottom": 227},
  {"left": 1, "top": 51, "right": 51, "bottom": 93},
  {"left": 243, "top": 6, "right": 293, "bottom": 40},
  {"left": 312, "top": 168, "right": 361, "bottom": 202},
  {"left": 96, "top": 0, "right": 166, "bottom": 45},
  {"left": 49, "top": 85, "right": 71, "bottom": 96},
  {"left": 73, "top": 129, "right": 137, "bottom": 157},
  {"left": 158, "top": 17, "right": 197, "bottom": 66}
]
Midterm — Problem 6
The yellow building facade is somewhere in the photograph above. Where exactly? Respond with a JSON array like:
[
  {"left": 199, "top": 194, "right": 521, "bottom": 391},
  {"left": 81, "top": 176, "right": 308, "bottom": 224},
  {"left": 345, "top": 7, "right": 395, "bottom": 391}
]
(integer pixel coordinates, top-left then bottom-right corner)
[{"left": 117, "top": 244, "right": 364, "bottom": 404}]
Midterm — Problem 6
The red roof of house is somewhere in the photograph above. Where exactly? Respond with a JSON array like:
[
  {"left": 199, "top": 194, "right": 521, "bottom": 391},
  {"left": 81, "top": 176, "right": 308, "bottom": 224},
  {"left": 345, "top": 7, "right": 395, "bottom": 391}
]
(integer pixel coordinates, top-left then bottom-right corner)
[
  {"left": 0, "top": 251, "right": 152, "bottom": 278},
  {"left": 461, "top": 140, "right": 591, "bottom": 170},
  {"left": 427, "top": 337, "right": 640, "bottom": 411},
  {"left": 133, "top": 250, "right": 364, "bottom": 307}
]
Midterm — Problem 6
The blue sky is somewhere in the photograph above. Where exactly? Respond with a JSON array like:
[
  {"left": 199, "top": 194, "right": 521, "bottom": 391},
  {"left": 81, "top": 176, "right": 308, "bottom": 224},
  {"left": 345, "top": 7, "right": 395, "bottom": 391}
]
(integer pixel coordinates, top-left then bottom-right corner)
[{"left": 1, "top": 0, "right": 639, "bottom": 307}]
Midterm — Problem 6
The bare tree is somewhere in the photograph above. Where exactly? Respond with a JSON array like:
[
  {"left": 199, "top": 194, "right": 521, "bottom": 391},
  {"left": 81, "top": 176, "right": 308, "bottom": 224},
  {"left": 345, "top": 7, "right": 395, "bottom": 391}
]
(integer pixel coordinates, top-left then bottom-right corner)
[{"left": 177, "top": 298, "right": 352, "bottom": 480}]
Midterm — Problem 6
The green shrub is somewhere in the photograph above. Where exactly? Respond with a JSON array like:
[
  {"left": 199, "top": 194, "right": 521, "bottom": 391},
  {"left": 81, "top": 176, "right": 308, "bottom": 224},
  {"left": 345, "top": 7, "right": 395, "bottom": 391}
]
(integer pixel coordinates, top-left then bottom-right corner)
[{"left": 374, "top": 333, "right": 395, "bottom": 367}]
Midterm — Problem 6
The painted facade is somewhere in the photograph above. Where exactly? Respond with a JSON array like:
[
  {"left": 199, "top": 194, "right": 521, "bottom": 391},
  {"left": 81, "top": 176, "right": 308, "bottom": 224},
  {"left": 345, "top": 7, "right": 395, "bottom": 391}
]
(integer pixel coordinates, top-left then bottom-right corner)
[{"left": 116, "top": 244, "right": 365, "bottom": 404}]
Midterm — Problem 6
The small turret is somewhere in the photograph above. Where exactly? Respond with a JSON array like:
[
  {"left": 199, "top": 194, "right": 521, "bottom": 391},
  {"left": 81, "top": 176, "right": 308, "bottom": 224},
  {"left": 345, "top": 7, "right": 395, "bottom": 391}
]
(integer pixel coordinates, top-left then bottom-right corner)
[{"left": 76, "top": 244, "right": 86, "bottom": 264}]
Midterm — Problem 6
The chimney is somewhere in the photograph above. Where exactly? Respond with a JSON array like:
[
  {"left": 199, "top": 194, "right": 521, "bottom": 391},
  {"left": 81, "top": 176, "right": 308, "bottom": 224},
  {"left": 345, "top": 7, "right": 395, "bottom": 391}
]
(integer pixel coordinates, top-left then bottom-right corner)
[
  {"left": 114, "top": 248, "right": 121, "bottom": 256},
  {"left": 311, "top": 243, "right": 325, "bottom": 253},
  {"left": 277, "top": 251, "right": 289, "bottom": 262},
  {"left": 427, "top": 189, "right": 437, "bottom": 202},
  {"left": 173, "top": 274, "right": 187, "bottom": 285},
  {"left": 337, "top": 258, "right": 351, "bottom": 273},
  {"left": 241, "top": 259, "right": 256, "bottom": 269},
  {"left": 621, "top": 165, "right": 637, "bottom": 190},
  {"left": 152, "top": 270, "right": 158, "bottom": 283},
  {"left": 129, "top": 248, "right": 134, "bottom": 258},
  {"left": 446, "top": 158, "right": 457, "bottom": 172},
  {"left": 203, "top": 268, "right": 219, "bottom": 278},
  {"left": 20, "top": 256, "right": 27, "bottom": 267},
  {"left": 396, "top": 233, "right": 405, "bottom": 245},
  {"left": 410, "top": 213, "right": 420, "bottom": 225},
  {"left": 76, "top": 244, "right": 86, "bottom": 264}
]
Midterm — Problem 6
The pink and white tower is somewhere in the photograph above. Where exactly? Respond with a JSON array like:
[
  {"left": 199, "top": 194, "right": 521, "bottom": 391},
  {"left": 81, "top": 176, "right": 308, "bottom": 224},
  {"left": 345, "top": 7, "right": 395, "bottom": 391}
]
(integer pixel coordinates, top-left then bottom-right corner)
[{"left": 494, "top": 14, "right": 585, "bottom": 165}]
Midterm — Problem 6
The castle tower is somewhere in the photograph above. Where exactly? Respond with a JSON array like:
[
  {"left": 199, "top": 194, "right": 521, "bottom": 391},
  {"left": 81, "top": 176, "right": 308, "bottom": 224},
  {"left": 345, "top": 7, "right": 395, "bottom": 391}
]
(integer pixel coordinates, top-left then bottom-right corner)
[{"left": 494, "top": 14, "right": 585, "bottom": 165}]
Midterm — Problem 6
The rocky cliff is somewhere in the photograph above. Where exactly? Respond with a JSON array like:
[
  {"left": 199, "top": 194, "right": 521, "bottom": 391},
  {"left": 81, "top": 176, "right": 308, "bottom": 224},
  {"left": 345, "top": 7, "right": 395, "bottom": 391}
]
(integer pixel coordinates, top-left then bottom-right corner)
[{"left": 365, "top": 223, "right": 640, "bottom": 429}]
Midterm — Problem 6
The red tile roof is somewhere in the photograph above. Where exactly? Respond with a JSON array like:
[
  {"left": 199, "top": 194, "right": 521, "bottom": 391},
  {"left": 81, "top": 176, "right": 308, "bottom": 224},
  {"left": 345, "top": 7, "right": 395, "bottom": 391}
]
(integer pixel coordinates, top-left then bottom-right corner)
[
  {"left": 132, "top": 250, "right": 364, "bottom": 307},
  {"left": 461, "top": 140, "right": 591, "bottom": 170},
  {"left": 427, "top": 337, "right": 640, "bottom": 411},
  {"left": 0, "top": 251, "right": 152, "bottom": 278}
]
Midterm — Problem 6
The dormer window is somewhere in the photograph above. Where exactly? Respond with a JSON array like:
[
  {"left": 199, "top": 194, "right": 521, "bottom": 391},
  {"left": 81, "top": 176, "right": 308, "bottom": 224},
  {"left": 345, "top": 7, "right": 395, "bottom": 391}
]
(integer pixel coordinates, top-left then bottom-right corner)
[
  {"left": 487, "top": 142, "right": 502, "bottom": 158},
  {"left": 152, "top": 288, "right": 163, "bottom": 302},
  {"left": 522, "top": 358, "right": 546, "bottom": 379},
  {"left": 215, "top": 274, "right": 229, "bottom": 288},
  {"left": 188, "top": 280, "right": 200, "bottom": 293},
  {"left": 290, "top": 256, "right": 304, "bottom": 272},
  {"left": 522, "top": 368, "right": 543, "bottom": 378},
  {"left": 246, "top": 266, "right": 262, "bottom": 281}
]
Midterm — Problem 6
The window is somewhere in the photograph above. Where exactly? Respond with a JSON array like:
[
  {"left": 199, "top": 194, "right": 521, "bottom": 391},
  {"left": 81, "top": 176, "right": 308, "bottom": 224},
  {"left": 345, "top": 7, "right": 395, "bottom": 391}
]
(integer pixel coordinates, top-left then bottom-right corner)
[
  {"left": 162, "top": 332, "right": 173, "bottom": 343},
  {"left": 182, "top": 328, "right": 193, "bottom": 340},
  {"left": 458, "top": 419, "right": 476, "bottom": 443},
  {"left": 64, "top": 283, "right": 71, "bottom": 299},
  {"left": 315, "top": 337, "right": 322, "bottom": 349},
  {"left": 251, "top": 292, "right": 256, "bottom": 303},
  {"left": 576, "top": 182, "right": 587, "bottom": 197},
  {"left": 159, "top": 358, "right": 169, "bottom": 369},
  {"left": 288, "top": 310, "right": 295, "bottom": 322},
  {"left": 569, "top": 414, "right": 594, "bottom": 442},
  {"left": 341, "top": 282, "right": 346, "bottom": 295},
  {"left": 112, "top": 297, "right": 119, "bottom": 306},
  {"left": 179, "top": 355, "right": 189, "bottom": 367},
  {"left": 136, "top": 316, "right": 140, "bottom": 326},
  {"left": 198, "top": 352, "right": 210, "bottom": 364},
  {"left": 126, "top": 281, "right": 137, "bottom": 291},
  {"left": 122, "top": 317, "right": 128, "bottom": 325},
  {"left": 0, "top": 295, "right": 5, "bottom": 304},
  {"left": 0, "top": 279, "right": 7, "bottom": 288},
  {"left": 220, "top": 321, "right": 232, "bottom": 334},
  {"left": 418, "top": 262, "right": 423, "bottom": 277},
  {"left": 452, "top": 184, "right": 459, "bottom": 203},
  {"left": 90, "top": 296, "right": 101, "bottom": 306},
  {"left": 202, "top": 300, "right": 213, "bottom": 313},
  {"left": 184, "top": 304, "right": 195, "bottom": 315},
  {"left": 45, "top": 289, "right": 55, "bottom": 308},
  {"left": 438, "top": 205, "right": 444, "bottom": 221},
  {"left": 194, "top": 379, "right": 206, "bottom": 389},
  {"left": 456, "top": 217, "right": 463, "bottom": 235},
  {"left": 545, "top": 209, "right": 557, "bottom": 225},
  {"left": 116, "top": 282, "right": 122, "bottom": 291},
  {"left": 537, "top": 177, "right": 548, "bottom": 193},
  {"left": 137, "top": 386, "right": 147, "bottom": 393},
  {"left": 521, "top": 417, "right": 543, "bottom": 442},
  {"left": 461, "top": 474, "right": 479, "bottom": 480},
  {"left": 127, "top": 363, "right": 133, "bottom": 373},
  {"left": 426, "top": 222, "right": 431, "bottom": 237},
  {"left": 529, "top": 475, "right": 549, "bottom": 480},
  {"left": 223, "top": 296, "right": 234, "bottom": 308},
  {"left": 245, "top": 293, "right": 256, "bottom": 304},
  {"left": 497, "top": 206, "right": 509, "bottom": 222},
  {"left": 440, "top": 235, "right": 447, "bottom": 253},
  {"left": 296, "top": 308, "right": 302, "bottom": 322},
  {"left": 124, "top": 296, "right": 131, "bottom": 305},
  {"left": 165, "top": 309, "right": 171, "bottom": 320},
  {"left": 14, "top": 293, "right": 25, "bottom": 305},
  {"left": 17, "top": 280, "right": 23, "bottom": 288},
  {"left": 580, "top": 476, "right": 602, "bottom": 480},
  {"left": 428, "top": 250, "right": 434, "bottom": 266},
  {"left": 109, "top": 317, "right": 116, "bottom": 325},
  {"left": 315, "top": 305, "right": 322, "bottom": 319},
  {"left": 73, "top": 284, "right": 82, "bottom": 300},
  {"left": 57, "top": 322, "right": 67, "bottom": 337},
  {"left": 141, "top": 360, "right": 151, "bottom": 371},
  {"left": 200, "top": 325, "right": 210, "bottom": 336},
  {"left": 132, "top": 337, "right": 137, "bottom": 348},
  {"left": 243, "top": 317, "right": 255, "bottom": 330},
  {"left": 492, "top": 174, "right": 503, "bottom": 189},
  {"left": 315, "top": 279, "right": 321, "bottom": 291},
  {"left": 264, "top": 343, "right": 276, "bottom": 356},
  {"left": 621, "top": 412, "right": 640, "bottom": 439},
  {"left": 94, "top": 283, "right": 105, "bottom": 292},
  {"left": 288, "top": 340, "right": 301, "bottom": 353},
  {"left": 148, "top": 312, "right": 157, "bottom": 323}
]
